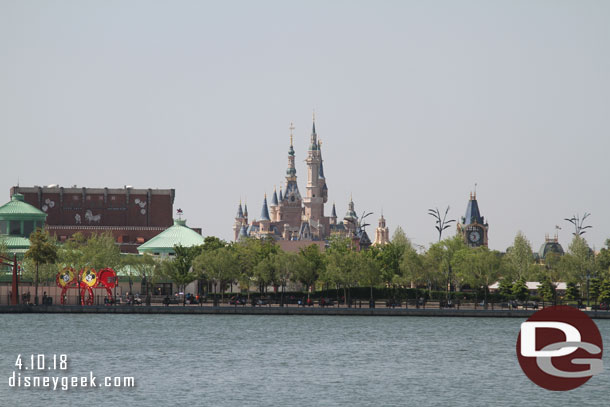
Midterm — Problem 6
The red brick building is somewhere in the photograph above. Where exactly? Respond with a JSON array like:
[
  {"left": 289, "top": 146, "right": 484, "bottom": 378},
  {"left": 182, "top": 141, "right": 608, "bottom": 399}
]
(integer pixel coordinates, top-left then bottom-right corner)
[{"left": 10, "top": 185, "right": 177, "bottom": 253}]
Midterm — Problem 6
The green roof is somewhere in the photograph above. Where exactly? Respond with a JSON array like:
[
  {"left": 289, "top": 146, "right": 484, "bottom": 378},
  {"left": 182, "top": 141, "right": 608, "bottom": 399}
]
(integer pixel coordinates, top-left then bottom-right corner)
[
  {"left": 0, "top": 193, "right": 47, "bottom": 220},
  {"left": 0, "top": 235, "right": 31, "bottom": 253},
  {"left": 137, "top": 219, "right": 204, "bottom": 254}
]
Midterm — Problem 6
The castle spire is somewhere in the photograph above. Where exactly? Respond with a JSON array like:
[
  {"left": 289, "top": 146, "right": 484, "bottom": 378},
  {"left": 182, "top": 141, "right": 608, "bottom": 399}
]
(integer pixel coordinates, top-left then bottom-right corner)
[
  {"left": 260, "top": 194, "right": 270, "bottom": 221},
  {"left": 271, "top": 187, "right": 278, "bottom": 206},
  {"left": 310, "top": 113, "right": 318, "bottom": 151},
  {"left": 286, "top": 123, "right": 297, "bottom": 178},
  {"left": 278, "top": 186, "right": 283, "bottom": 201},
  {"left": 236, "top": 200, "right": 244, "bottom": 219}
]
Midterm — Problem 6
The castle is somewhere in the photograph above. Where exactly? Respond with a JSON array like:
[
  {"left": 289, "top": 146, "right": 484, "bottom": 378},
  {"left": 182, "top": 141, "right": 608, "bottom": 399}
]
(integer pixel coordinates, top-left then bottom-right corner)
[{"left": 233, "top": 119, "right": 389, "bottom": 250}]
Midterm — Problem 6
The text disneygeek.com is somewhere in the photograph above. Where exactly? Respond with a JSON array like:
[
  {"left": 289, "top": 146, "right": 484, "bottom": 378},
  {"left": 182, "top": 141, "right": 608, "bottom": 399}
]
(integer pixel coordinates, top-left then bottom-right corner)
[
  {"left": 7, "top": 354, "right": 135, "bottom": 390},
  {"left": 8, "top": 371, "right": 135, "bottom": 390}
]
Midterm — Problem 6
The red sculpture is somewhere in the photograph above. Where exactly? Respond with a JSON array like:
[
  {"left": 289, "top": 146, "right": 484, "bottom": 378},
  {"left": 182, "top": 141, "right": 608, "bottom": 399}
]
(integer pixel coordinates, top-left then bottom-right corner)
[{"left": 56, "top": 267, "right": 118, "bottom": 305}]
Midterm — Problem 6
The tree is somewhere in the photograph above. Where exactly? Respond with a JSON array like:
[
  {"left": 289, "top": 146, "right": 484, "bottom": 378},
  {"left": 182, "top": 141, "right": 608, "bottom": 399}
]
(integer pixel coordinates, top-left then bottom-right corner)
[
  {"left": 233, "top": 239, "right": 264, "bottom": 300},
  {"left": 325, "top": 237, "right": 357, "bottom": 306},
  {"left": 25, "top": 228, "right": 58, "bottom": 305},
  {"left": 537, "top": 277, "right": 555, "bottom": 303},
  {"left": 498, "top": 278, "right": 514, "bottom": 299},
  {"left": 253, "top": 256, "right": 276, "bottom": 295},
  {"left": 454, "top": 247, "right": 501, "bottom": 306},
  {"left": 193, "top": 246, "right": 238, "bottom": 304},
  {"left": 565, "top": 282, "right": 580, "bottom": 302},
  {"left": 57, "top": 232, "right": 89, "bottom": 305},
  {"left": 161, "top": 245, "right": 202, "bottom": 305},
  {"left": 543, "top": 252, "right": 563, "bottom": 282},
  {"left": 589, "top": 277, "right": 601, "bottom": 306},
  {"left": 377, "top": 227, "right": 412, "bottom": 292},
  {"left": 505, "top": 232, "right": 534, "bottom": 281},
  {"left": 201, "top": 236, "right": 228, "bottom": 252},
  {"left": 121, "top": 253, "right": 159, "bottom": 305},
  {"left": 357, "top": 249, "right": 381, "bottom": 301},
  {"left": 598, "top": 279, "right": 610, "bottom": 304},
  {"left": 512, "top": 278, "right": 529, "bottom": 302},
  {"left": 81, "top": 232, "right": 121, "bottom": 270},
  {"left": 596, "top": 239, "right": 610, "bottom": 278},
  {"left": 397, "top": 242, "right": 424, "bottom": 289},
  {"left": 561, "top": 236, "right": 594, "bottom": 301},
  {"left": 427, "top": 235, "right": 467, "bottom": 300},
  {"left": 295, "top": 244, "right": 324, "bottom": 295},
  {"left": 274, "top": 250, "right": 296, "bottom": 306}
]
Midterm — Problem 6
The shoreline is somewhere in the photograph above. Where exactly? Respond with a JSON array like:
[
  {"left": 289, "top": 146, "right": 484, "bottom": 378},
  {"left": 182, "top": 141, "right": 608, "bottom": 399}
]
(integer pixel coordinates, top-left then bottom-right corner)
[{"left": 2, "top": 304, "right": 610, "bottom": 319}]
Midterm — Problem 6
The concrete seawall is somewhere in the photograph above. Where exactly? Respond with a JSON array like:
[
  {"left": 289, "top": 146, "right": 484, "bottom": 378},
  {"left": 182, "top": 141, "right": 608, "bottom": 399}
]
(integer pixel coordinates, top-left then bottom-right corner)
[{"left": 2, "top": 305, "right": 610, "bottom": 319}]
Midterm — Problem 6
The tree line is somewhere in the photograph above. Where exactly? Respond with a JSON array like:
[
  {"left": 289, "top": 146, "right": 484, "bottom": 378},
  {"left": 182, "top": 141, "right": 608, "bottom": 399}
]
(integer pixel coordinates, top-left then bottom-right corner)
[{"left": 12, "top": 227, "right": 610, "bottom": 306}]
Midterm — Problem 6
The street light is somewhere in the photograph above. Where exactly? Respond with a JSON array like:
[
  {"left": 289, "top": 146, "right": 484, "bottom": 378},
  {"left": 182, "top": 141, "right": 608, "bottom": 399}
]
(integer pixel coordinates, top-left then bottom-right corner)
[
  {"left": 428, "top": 206, "right": 455, "bottom": 242},
  {"left": 564, "top": 212, "right": 592, "bottom": 236},
  {"left": 564, "top": 213, "right": 593, "bottom": 307}
]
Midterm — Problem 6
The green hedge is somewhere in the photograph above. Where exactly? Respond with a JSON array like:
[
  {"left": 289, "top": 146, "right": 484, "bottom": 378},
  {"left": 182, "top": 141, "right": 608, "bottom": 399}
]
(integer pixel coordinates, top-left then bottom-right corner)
[{"left": 214, "top": 287, "right": 533, "bottom": 302}]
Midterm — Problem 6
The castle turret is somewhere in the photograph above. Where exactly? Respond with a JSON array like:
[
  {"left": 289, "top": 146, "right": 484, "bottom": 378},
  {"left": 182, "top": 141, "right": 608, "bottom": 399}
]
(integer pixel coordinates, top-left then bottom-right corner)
[
  {"left": 278, "top": 124, "right": 303, "bottom": 228},
  {"left": 303, "top": 117, "right": 325, "bottom": 222},
  {"left": 330, "top": 202, "right": 337, "bottom": 225},
  {"left": 233, "top": 200, "right": 245, "bottom": 241},
  {"left": 270, "top": 187, "right": 279, "bottom": 221},
  {"left": 457, "top": 191, "right": 489, "bottom": 247},
  {"left": 259, "top": 194, "right": 271, "bottom": 235},
  {"left": 260, "top": 194, "right": 270, "bottom": 221},
  {"left": 373, "top": 213, "right": 390, "bottom": 245},
  {"left": 318, "top": 139, "right": 328, "bottom": 204},
  {"left": 343, "top": 195, "right": 358, "bottom": 234}
]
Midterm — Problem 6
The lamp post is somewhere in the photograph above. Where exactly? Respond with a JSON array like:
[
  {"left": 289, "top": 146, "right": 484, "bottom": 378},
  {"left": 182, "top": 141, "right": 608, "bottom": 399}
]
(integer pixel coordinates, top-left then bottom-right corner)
[
  {"left": 564, "top": 213, "right": 592, "bottom": 237},
  {"left": 428, "top": 206, "right": 455, "bottom": 242},
  {"left": 564, "top": 212, "right": 593, "bottom": 308},
  {"left": 586, "top": 269, "right": 590, "bottom": 308}
]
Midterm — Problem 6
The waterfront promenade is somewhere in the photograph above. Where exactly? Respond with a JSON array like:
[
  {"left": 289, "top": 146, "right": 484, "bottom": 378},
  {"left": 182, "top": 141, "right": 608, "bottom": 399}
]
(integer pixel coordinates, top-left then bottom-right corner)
[{"left": 2, "top": 303, "right": 610, "bottom": 318}]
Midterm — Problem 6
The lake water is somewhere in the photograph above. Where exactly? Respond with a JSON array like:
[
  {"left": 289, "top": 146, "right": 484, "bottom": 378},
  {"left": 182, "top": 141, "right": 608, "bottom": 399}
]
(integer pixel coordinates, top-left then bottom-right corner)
[{"left": 1, "top": 314, "right": 609, "bottom": 406}]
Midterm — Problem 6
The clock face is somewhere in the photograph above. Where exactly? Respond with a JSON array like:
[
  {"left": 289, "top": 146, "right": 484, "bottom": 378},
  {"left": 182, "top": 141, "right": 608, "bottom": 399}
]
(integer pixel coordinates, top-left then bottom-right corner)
[{"left": 468, "top": 230, "right": 481, "bottom": 243}]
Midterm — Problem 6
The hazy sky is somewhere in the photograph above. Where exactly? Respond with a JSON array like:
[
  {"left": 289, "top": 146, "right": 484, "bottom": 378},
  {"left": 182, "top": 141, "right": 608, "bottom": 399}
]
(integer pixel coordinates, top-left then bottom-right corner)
[{"left": 1, "top": 0, "right": 609, "bottom": 252}]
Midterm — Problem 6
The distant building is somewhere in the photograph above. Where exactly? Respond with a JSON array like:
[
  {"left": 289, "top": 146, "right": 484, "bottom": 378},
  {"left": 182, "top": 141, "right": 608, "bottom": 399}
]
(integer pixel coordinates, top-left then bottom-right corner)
[
  {"left": 0, "top": 193, "right": 47, "bottom": 256},
  {"left": 489, "top": 281, "right": 567, "bottom": 297},
  {"left": 138, "top": 218, "right": 205, "bottom": 257},
  {"left": 233, "top": 119, "right": 379, "bottom": 251},
  {"left": 373, "top": 214, "right": 390, "bottom": 246},
  {"left": 534, "top": 234, "right": 564, "bottom": 263},
  {"left": 10, "top": 185, "right": 179, "bottom": 253},
  {"left": 457, "top": 192, "right": 489, "bottom": 247}
]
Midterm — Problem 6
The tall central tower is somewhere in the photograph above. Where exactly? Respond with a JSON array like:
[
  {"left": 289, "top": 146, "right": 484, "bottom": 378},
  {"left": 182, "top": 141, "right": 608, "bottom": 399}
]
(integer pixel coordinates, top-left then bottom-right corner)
[
  {"left": 303, "top": 118, "right": 326, "bottom": 223},
  {"left": 276, "top": 123, "right": 303, "bottom": 232}
]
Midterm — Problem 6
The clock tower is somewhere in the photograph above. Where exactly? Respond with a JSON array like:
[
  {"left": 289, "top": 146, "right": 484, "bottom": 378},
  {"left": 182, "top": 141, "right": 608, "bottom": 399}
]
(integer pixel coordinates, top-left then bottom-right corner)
[{"left": 457, "top": 192, "right": 488, "bottom": 247}]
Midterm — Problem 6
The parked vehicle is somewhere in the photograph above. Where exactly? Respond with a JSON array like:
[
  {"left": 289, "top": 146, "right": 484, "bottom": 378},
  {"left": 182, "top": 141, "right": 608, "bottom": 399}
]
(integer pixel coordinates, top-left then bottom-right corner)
[{"left": 229, "top": 296, "right": 247, "bottom": 305}]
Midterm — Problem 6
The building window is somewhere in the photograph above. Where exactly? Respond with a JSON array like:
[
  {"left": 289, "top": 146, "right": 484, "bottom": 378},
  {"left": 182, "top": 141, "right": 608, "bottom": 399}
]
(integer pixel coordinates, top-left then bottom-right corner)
[
  {"left": 9, "top": 221, "right": 21, "bottom": 236},
  {"left": 23, "top": 221, "right": 34, "bottom": 237},
  {"left": 0, "top": 220, "right": 7, "bottom": 235}
]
